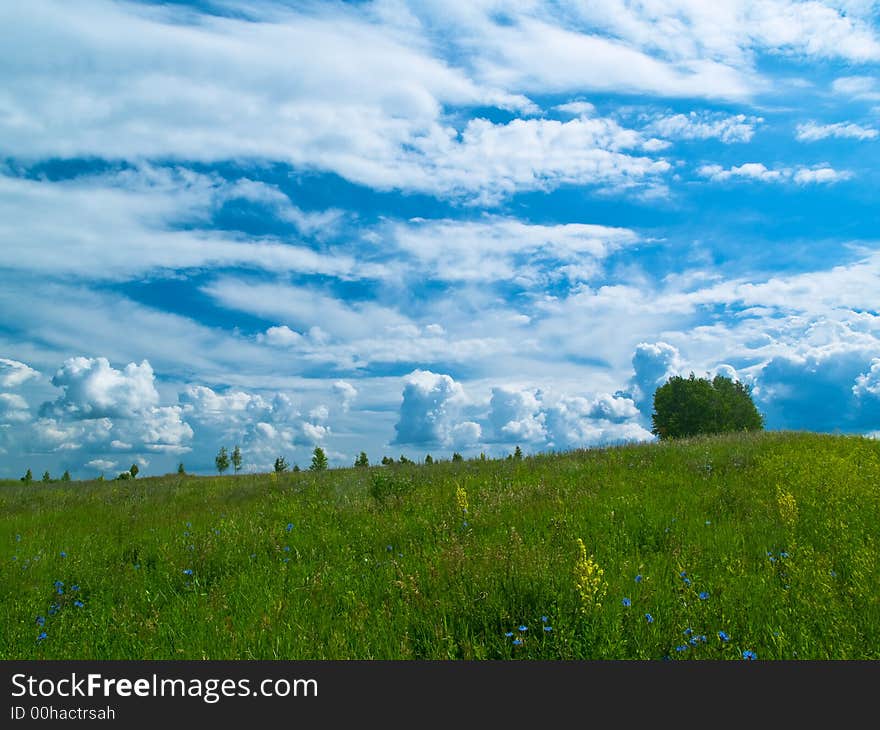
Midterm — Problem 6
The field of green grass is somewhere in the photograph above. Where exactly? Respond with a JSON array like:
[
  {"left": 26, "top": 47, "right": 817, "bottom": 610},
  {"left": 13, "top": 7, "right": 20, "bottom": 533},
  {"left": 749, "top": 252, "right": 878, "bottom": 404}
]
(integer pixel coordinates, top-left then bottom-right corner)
[{"left": 2, "top": 431, "right": 878, "bottom": 660}]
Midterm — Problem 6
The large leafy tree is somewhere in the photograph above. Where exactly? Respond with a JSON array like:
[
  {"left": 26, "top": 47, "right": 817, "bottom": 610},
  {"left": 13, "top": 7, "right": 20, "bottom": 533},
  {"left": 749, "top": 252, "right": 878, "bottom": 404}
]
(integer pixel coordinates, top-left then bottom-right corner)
[{"left": 651, "top": 374, "right": 763, "bottom": 440}]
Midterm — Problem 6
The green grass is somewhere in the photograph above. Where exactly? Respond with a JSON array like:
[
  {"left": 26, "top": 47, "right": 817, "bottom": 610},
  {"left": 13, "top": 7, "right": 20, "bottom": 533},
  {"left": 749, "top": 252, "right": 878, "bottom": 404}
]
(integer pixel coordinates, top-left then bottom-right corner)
[{"left": 2, "top": 431, "right": 879, "bottom": 660}]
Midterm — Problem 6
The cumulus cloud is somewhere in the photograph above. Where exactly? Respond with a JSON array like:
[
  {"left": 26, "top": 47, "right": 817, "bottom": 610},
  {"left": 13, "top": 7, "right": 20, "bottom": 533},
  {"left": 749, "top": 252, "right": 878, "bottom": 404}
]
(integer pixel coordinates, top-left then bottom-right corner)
[
  {"left": 488, "top": 387, "right": 547, "bottom": 443},
  {"left": 43, "top": 357, "right": 159, "bottom": 420},
  {"left": 0, "top": 358, "right": 39, "bottom": 388},
  {"left": 86, "top": 459, "right": 117, "bottom": 472},
  {"left": 333, "top": 380, "right": 358, "bottom": 411},
  {"left": 628, "top": 342, "right": 684, "bottom": 411},
  {"left": 393, "top": 370, "right": 467, "bottom": 445},
  {"left": 795, "top": 121, "right": 878, "bottom": 142},
  {"left": 646, "top": 112, "right": 761, "bottom": 143}
]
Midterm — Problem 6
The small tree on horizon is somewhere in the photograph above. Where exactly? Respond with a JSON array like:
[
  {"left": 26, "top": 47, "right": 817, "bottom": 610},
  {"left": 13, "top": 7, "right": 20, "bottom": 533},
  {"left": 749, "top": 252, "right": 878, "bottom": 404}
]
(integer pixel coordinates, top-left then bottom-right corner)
[
  {"left": 424, "top": 454, "right": 433, "bottom": 465},
  {"left": 232, "top": 445, "right": 242, "bottom": 473},
  {"left": 274, "top": 456, "right": 288, "bottom": 474},
  {"left": 129, "top": 463, "right": 139, "bottom": 479},
  {"left": 215, "top": 446, "right": 230, "bottom": 475},
  {"left": 310, "top": 446, "right": 328, "bottom": 471},
  {"left": 381, "top": 456, "right": 394, "bottom": 466},
  {"left": 61, "top": 470, "right": 71, "bottom": 482},
  {"left": 451, "top": 452, "right": 463, "bottom": 463},
  {"left": 354, "top": 451, "right": 370, "bottom": 468},
  {"left": 21, "top": 468, "right": 32, "bottom": 484},
  {"left": 177, "top": 462, "right": 185, "bottom": 475},
  {"left": 651, "top": 373, "right": 764, "bottom": 441},
  {"left": 42, "top": 470, "right": 51, "bottom": 483},
  {"left": 513, "top": 445, "right": 523, "bottom": 460}
]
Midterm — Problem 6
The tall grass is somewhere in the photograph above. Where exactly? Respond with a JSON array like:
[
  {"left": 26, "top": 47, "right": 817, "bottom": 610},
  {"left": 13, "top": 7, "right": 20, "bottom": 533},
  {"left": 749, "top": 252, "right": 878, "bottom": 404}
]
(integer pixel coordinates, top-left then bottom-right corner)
[{"left": 1, "top": 431, "right": 878, "bottom": 659}]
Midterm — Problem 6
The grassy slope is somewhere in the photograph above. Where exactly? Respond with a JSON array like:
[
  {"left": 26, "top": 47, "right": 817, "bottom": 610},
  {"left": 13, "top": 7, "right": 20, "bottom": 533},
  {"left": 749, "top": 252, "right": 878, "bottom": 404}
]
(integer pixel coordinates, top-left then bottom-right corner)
[{"left": 1, "top": 431, "right": 878, "bottom": 660}]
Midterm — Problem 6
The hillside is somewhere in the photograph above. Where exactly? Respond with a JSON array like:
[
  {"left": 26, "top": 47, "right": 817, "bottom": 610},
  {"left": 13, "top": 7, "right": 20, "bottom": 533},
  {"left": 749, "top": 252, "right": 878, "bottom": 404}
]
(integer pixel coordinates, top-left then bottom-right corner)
[{"left": 2, "top": 431, "right": 878, "bottom": 659}]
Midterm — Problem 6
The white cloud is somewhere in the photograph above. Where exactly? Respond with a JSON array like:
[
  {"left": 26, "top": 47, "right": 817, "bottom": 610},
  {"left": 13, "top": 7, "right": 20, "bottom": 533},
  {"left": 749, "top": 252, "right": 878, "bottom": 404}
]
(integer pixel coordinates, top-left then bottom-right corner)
[
  {"left": 831, "top": 75, "right": 880, "bottom": 101},
  {"left": 0, "top": 393, "right": 30, "bottom": 424},
  {"left": 333, "top": 381, "right": 358, "bottom": 411},
  {"left": 0, "top": 358, "right": 39, "bottom": 388},
  {"left": 629, "top": 342, "right": 684, "bottom": 411},
  {"left": 0, "top": 169, "right": 386, "bottom": 281},
  {"left": 390, "top": 217, "right": 639, "bottom": 283},
  {"left": 86, "top": 459, "right": 116, "bottom": 472},
  {"left": 488, "top": 386, "right": 547, "bottom": 443},
  {"left": 698, "top": 162, "right": 852, "bottom": 184},
  {"left": 393, "top": 370, "right": 467, "bottom": 445},
  {"left": 43, "top": 357, "right": 159, "bottom": 419},
  {"left": 795, "top": 121, "right": 878, "bottom": 141},
  {"left": 259, "top": 326, "right": 305, "bottom": 348},
  {"left": 646, "top": 111, "right": 762, "bottom": 143}
]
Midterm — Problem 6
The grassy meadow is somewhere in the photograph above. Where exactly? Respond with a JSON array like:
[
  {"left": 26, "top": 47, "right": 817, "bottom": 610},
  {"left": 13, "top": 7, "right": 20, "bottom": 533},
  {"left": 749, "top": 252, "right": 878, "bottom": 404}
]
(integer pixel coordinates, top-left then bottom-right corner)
[{"left": 1, "top": 431, "right": 878, "bottom": 660}]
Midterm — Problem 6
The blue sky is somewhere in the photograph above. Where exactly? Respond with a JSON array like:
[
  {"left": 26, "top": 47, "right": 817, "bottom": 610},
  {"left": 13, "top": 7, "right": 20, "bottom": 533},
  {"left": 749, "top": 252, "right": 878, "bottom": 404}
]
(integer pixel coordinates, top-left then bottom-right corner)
[{"left": 1, "top": 0, "right": 879, "bottom": 477}]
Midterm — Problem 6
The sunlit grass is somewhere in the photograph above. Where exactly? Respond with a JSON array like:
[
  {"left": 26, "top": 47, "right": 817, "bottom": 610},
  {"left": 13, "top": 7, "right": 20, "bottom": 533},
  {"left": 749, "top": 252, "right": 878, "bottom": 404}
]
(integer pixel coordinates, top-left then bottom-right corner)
[{"left": 1, "top": 431, "right": 878, "bottom": 659}]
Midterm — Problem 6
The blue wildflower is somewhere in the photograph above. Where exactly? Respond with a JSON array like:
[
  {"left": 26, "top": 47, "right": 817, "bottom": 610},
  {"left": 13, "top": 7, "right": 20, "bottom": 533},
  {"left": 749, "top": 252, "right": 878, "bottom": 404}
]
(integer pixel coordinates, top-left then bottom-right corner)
[
  {"left": 15, "top": 534, "right": 21, "bottom": 542},
  {"left": 622, "top": 597, "right": 632, "bottom": 607},
  {"left": 541, "top": 616, "right": 548, "bottom": 623},
  {"left": 283, "top": 546, "right": 290, "bottom": 552},
  {"left": 743, "top": 650, "right": 757, "bottom": 661},
  {"left": 645, "top": 613, "right": 654, "bottom": 624},
  {"left": 183, "top": 568, "right": 193, "bottom": 576},
  {"left": 71, "top": 585, "right": 79, "bottom": 592},
  {"left": 705, "top": 520, "right": 711, "bottom": 526},
  {"left": 53, "top": 580, "right": 63, "bottom": 588},
  {"left": 543, "top": 626, "right": 553, "bottom": 632},
  {"left": 60, "top": 551, "right": 67, "bottom": 558},
  {"left": 282, "top": 558, "right": 290, "bottom": 563},
  {"left": 718, "top": 631, "right": 730, "bottom": 642},
  {"left": 37, "top": 632, "right": 47, "bottom": 642},
  {"left": 386, "top": 545, "right": 393, "bottom": 552},
  {"left": 635, "top": 574, "right": 643, "bottom": 583},
  {"left": 689, "top": 637, "right": 699, "bottom": 647},
  {"left": 36, "top": 616, "right": 46, "bottom": 627},
  {"left": 698, "top": 635, "right": 707, "bottom": 643},
  {"left": 684, "top": 627, "right": 693, "bottom": 636},
  {"left": 518, "top": 625, "right": 528, "bottom": 632},
  {"left": 504, "top": 632, "right": 514, "bottom": 637},
  {"left": 462, "top": 521, "right": 468, "bottom": 528},
  {"left": 779, "top": 551, "right": 789, "bottom": 559},
  {"left": 512, "top": 638, "right": 523, "bottom": 646},
  {"left": 699, "top": 591, "right": 710, "bottom": 600},
  {"left": 74, "top": 600, "right": 84, "bottom": 608},
  {"left": 48, "top": 604, "right": 59, "bottom": 616},
  {"left": 675, "top": 645, "right": 688, "bottom": 652},
  {"left": 679, "top": 571, "right": 686, "bottom": 577},
  {"left": 286, "top": 523, "right": 294, "bottom": 532},
  {"left": 683, "top": 577, "right": 692, "bottom": 586},
  {"left": 186, "top": 522, "right": 191, "bottom": 528}
]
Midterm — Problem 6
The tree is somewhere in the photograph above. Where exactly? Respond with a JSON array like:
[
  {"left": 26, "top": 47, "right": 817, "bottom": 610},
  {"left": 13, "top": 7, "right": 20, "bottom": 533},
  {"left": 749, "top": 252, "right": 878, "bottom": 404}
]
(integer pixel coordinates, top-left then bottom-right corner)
[
  {"left": 41, "top": 470, "right": 51, "bottom": 483},
  {"left": 116, "top": 471, "right": 131, "bottom": 480},
  {"left": 21, "top": 468, "right": 32, "bottom": 484},
  {"left": 424, "top": 454, "right": 433, "bottom": 465},
  {"left": 398, "top": 454, "right": 412, "bottom": 465},
  {"left": 215, "top": 446, "right": 230, "bottom": 475},
  {"left": 292, "top": 464, "right": 300, "bottom": 473},
  {"left": 381, "top": 456, "right": 394, "bottom": 466},
  {"left": 61, "top": 470, "right": 71, "bottom": 482},
  {"left": 232, "top": 445, "right": 242, "bottom": 473},
  {"left": 274, "top": 456, "right": 288, "bottom": 474},
  {"left": 513, "top": 445, "right": 523, "bottom": 460},
  {"left": 129, "top": 463, "right": 139, "bottom": 479},
  {"left": 452, "top": 452, "right": 463, "bottom": 463},
  {"left": 651, "top": 373, "right": 764, "bottom": 441},
  {"left": 354, "top": 452, "right": 370, "bottom": 468},
  {"left": 310, "top": 446, "right": 328, "bottom": 471},
  {"left": 177, "top": 463, "right": 185, "bottom": 475}
]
